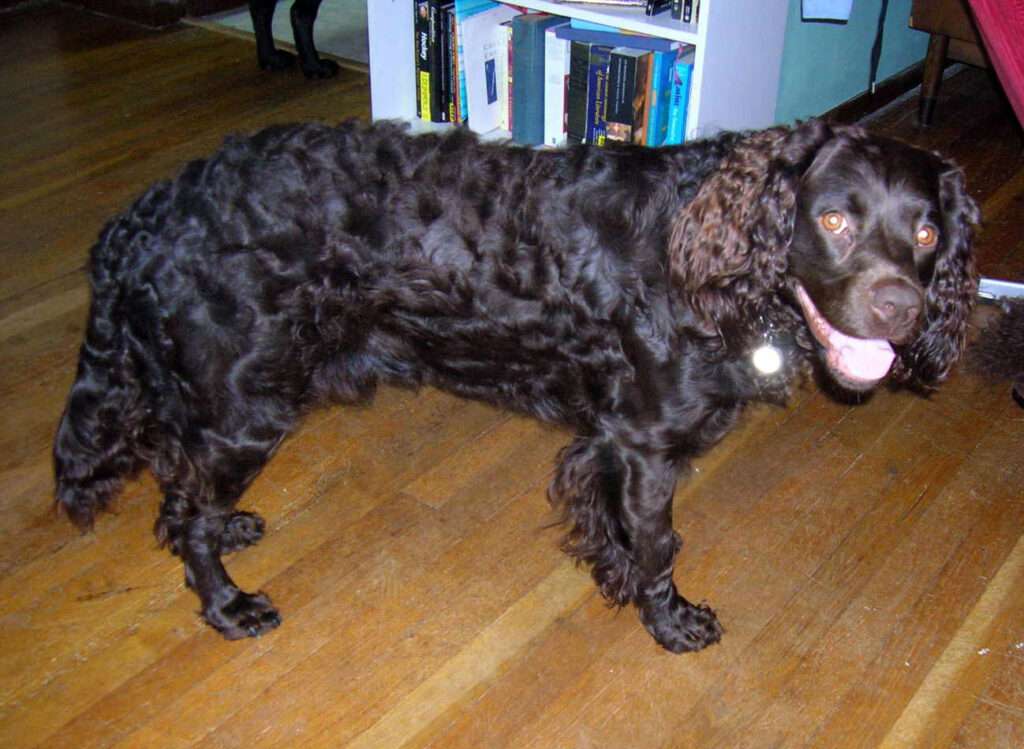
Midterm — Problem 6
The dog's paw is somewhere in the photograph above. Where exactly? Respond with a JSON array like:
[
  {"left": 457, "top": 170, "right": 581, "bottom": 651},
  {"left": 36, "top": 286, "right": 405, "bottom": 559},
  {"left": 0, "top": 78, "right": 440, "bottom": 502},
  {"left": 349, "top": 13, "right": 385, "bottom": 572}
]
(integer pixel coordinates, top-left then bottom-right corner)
[
  {"left": 302, "top": 58, "right": 340, "bottom": 79},
  {"left": 220, "top": 511, "right": 265, "bottom": 554},
  {"left": 640, "top": 596, "right": 723, "bottom": 653},
  {"left": 258, "top": 49, "right": 297, "bottom": 72},
  {"left": 205, "top": 591, "right": 281, "bottom": 640}
]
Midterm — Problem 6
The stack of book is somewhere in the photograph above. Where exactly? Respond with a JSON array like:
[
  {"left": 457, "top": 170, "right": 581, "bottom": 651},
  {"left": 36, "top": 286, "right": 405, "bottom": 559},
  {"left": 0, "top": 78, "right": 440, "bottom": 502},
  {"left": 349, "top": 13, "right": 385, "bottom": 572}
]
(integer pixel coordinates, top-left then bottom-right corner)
[{"left": 413, "top": 1, "right": 696, "bottom": 148}]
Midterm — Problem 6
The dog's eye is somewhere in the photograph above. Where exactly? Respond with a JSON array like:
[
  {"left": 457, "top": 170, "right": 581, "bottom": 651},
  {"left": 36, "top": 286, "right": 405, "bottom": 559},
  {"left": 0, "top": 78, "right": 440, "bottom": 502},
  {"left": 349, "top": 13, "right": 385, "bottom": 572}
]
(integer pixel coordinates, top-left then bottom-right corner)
[
  {"left": 819, "top": 211, "right": 849, "bottom": 235},
  {"left": 915, "top": 224, "right": 939, "bottom": 248}
]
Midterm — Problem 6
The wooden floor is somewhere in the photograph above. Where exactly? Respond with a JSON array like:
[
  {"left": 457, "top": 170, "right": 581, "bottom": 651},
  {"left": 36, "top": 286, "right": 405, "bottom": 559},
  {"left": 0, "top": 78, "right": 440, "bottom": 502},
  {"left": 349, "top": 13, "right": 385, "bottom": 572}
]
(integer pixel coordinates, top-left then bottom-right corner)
[{"left": 1, "top": 6, "right": 1023, "bottom": 747}]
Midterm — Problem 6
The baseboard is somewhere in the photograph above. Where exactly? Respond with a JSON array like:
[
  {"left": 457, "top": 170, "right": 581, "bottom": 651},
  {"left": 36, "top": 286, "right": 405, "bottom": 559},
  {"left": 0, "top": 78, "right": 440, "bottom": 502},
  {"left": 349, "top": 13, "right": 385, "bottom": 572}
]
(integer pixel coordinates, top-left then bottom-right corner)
[{"left": 824, "top": 62, "right": 925, "bottom": 125}]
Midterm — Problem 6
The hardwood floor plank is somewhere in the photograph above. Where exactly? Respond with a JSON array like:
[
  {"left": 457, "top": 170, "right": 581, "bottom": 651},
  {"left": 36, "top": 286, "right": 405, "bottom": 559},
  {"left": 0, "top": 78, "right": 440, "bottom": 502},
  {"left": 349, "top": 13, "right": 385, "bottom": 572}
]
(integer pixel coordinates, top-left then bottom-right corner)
[
  {"left": 340, "top": 563, "right": 592, "bottom": 749},
  {"left": 880, "top": 531, "right": 1024, "bottom": 747}
]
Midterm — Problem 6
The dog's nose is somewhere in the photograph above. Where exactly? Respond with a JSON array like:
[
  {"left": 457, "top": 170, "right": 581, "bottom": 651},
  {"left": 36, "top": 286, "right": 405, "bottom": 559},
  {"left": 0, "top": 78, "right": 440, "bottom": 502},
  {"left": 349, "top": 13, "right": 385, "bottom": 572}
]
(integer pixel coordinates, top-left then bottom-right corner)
[{"left": 870, "top": 280, "right": 923, "bottom": 341}]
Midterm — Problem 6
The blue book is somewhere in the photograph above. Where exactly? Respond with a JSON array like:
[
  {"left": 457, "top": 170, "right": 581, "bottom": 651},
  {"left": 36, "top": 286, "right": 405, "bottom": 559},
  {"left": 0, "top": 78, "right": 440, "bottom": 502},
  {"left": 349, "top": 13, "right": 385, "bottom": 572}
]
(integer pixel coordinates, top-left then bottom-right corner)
[
  {"left": 512, "top": 14, "right": 566, "bottom": 145},
  {"left": 570, "top": 19, "right": 617, "bottom": 32},
  {"left": 644, "top": 50, "right": 674, "bottom": 146},
  {"left": 665, "top": 47, "right": 695, "bottom": 144}
]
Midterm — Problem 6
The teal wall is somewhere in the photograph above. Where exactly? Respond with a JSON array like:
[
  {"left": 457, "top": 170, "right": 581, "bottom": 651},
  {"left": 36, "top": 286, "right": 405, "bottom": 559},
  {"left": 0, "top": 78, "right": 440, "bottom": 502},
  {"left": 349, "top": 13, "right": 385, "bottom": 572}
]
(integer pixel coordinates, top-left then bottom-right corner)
[{"left": 775, "top": 0, "right": 930, "bottom": 123}]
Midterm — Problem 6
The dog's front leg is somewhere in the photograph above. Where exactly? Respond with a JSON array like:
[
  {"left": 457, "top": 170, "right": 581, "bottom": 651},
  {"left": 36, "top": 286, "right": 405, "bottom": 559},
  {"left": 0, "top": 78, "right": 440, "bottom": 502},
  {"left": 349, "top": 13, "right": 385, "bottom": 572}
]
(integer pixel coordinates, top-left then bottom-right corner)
[
  {"left": 550, "top": 437, "right": 722, "bottom": 653},
  {"left": 249, "top": 0, "right": 296, "bottom": 71},
  {"left": 629, "top": 457, "right": 724, "bottom": 654}
]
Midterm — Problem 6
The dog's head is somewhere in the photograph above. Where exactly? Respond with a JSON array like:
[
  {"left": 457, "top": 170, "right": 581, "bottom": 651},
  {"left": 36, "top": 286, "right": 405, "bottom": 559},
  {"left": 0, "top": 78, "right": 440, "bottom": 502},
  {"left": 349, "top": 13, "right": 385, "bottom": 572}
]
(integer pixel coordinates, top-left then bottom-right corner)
[{"left": 669, "top": 120, "right": 979, "bottom": 392}]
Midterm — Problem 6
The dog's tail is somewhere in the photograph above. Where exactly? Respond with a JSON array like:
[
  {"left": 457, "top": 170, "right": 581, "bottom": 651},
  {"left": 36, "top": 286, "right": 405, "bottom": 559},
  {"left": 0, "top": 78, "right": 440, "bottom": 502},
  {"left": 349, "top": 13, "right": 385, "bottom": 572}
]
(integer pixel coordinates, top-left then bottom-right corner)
[
  {"left": 54, "top": 212, "right": 150, "bottom": 529},
  {"left": 968, "top": 298, "right": 1024, "bottom": 408}
]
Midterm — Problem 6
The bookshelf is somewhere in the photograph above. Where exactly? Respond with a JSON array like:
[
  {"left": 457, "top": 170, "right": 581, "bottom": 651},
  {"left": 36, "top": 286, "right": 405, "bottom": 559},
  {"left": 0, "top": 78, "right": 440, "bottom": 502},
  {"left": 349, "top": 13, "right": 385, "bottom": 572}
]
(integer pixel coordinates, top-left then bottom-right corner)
[{"left": 367, "top": 0, "right": 789, "bottom": 141}]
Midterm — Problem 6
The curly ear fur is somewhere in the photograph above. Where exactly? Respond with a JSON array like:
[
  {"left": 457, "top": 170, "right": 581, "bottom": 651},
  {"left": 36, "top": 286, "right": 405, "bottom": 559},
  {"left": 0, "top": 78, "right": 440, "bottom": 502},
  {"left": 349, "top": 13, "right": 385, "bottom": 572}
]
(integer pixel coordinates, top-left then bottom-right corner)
[
  {"left": 667, "top": 119, "right": 842, "bottom": 337},
  {"left": 893, "top": 165, "right": 980, "bottom": 386}
]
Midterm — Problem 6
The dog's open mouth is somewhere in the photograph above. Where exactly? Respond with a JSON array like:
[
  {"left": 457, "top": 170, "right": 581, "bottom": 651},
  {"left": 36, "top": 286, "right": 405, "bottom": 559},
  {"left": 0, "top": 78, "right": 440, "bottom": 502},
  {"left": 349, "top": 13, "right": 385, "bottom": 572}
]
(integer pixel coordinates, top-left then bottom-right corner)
[{"left": 795, "top": 284, "right": 896, "bottom": 386}]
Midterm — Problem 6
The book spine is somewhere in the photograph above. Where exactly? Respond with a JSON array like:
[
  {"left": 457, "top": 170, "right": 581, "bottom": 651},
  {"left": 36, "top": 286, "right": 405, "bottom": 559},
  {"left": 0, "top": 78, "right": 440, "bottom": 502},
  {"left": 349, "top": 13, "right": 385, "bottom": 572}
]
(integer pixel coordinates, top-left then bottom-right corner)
[
  {"left": 439, "top": 4, "right": 451, "bottom": 123},
  {"left": 567, "top": 41, "right": 592, "bottom": 145},
  {"left": 645, "top": 0, "right": 671, "bottom": 16},
  {"left": 644, "top": 51, "right": 664, "bottom": 146},
  {"left": 586, "top": 45, "right": 611, "bottom": 145},
  {"left": 502, "top": 21, "right": 512, "bottom": 132},
  {"left": 605, "top": 49, "right": 639, "bottom": 142},
  {"left": 415, "top": 1, "right": 430, "bottom": 121},
  {"left": 436, "top": 2, "right": 451, "bottom": 122},
  {"left": 665, "top": 57, "right": 693, "bottom": 145},
  {"left": 631, "top": 51, "right": 652, "bottom": 145},
  {"left": 544, "top": 26, "right": 571, "bottom": 147},
  {"left": 654, "top": 50, "right": 674, "bottom": 145},
  {"left": 513, "top": 16, "right": 564, "bottom": 146},
  {"left": 449, "top": 6, "right": 461, "bottom": 123}
]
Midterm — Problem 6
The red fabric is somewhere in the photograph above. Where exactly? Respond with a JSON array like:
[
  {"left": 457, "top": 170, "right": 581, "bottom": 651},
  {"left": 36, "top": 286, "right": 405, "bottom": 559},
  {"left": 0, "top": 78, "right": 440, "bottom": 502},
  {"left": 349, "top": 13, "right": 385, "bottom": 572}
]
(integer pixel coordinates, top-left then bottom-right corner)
[{"left": 967, "top": 0, "right": 1024, "bottom": 126}]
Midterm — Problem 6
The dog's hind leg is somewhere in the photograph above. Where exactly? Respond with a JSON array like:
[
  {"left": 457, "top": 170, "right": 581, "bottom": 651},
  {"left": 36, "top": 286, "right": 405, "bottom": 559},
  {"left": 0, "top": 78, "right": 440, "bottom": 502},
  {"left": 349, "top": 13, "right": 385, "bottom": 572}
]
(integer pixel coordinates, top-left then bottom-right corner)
[
  {"left": 181, "top": 510, "right": 281, "bottom": 640},
  {"left": 550, "top": 436, "right": 722, "bottom": 653},
  {"left": 153, "top": 416, "right": 292, "bottom": 639}
]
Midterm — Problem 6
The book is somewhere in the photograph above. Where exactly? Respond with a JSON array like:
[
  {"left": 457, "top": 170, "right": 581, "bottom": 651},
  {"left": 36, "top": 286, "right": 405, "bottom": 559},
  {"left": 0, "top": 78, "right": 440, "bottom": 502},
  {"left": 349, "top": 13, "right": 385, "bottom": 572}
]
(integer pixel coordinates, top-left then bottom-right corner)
[
  {"left": 453, "top": 0, "right": 512, "bottom": 126},
  {"left": 437, "top": 1, "right": 455, "bottom": 123},
  {"left": 644, "top": 49, "right": 675, "bottom": 146},
  {"left": 543, "top": 21, "right": 572, "bottom": 147},
  {"left": 430, "top": 0, "right": 450, "bottom": 121},
  {"left": 671, "top": 0, "right": 695, "bottom": 22},
  {"left": 418, "top": 0, "right": 454, "bottom": 123},
  {"left": 459, "top": 2, "right": 519, "bottom": 132},
  {"left": 512, "top": 14, "right": 566, "bottom": 145},
  {"left": 501, "top": 19, "right": 513, "bottom": 132},
  {"left": 567, "top": 41, "right": 611, "bottom": 145},
  {"left": 645, "top": 0, "right": 672, "bottom": 15},
  {"left": 604, "top": 47, "right": 649, "bottom": 143},
  {"left": 588, "top": 46, "right": 611, "bottom": 144},
  {"left": 554, "top": 25, "right": 679, "bottom": 53},
  {"left": 415, "top": 1, "right": 431, "bottom": 121},
  {"left": 664, "top": 46, "right": 695, "bottom": 144},
  {"left": 631, "top": 50, "right": 653, "bottom": 145},
  {"left": 448, "top": 6, "right": 462, "bottom": 122}
]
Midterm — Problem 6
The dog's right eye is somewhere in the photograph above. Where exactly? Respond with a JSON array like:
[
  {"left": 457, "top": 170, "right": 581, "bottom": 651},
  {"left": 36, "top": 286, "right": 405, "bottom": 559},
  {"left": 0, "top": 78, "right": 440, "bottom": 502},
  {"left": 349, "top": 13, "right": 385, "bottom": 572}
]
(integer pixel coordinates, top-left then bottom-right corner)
[{"left": 819, "top": 211, "right": 850, "bottom": 235}]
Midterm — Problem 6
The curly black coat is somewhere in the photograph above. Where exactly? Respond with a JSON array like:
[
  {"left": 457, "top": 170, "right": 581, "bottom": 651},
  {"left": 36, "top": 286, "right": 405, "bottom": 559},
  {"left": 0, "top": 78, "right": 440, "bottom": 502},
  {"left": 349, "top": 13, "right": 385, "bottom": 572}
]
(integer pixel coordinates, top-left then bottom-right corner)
[{"left": 54, "top": 119, "right": 978, "bottom": 651}]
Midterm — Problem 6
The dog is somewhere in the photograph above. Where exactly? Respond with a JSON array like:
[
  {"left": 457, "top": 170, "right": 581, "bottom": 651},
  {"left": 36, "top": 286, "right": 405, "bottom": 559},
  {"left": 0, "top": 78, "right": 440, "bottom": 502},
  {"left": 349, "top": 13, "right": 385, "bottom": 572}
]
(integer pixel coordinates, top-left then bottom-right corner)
[
  {"left": 249, "top": 0, "right": 339, "bottom": 78},
  {"left": 53, "top": 119, "right": 978, "bottom": 652}
]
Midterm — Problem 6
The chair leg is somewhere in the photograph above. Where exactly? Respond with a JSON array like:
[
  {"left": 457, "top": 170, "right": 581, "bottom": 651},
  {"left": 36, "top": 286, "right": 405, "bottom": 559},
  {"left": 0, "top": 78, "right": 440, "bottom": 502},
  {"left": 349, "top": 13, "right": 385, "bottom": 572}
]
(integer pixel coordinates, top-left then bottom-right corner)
[{"left": 919, "top": 33, "right": 950, "bottom": 126}]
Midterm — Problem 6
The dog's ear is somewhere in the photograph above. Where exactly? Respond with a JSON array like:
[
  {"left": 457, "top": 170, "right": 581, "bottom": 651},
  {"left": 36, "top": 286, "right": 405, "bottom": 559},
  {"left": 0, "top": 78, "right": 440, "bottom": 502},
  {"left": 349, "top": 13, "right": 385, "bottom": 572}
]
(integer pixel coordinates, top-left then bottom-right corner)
[
  {"left": 668, "top": 119, "right": 838, "bottom": 336},
  {"left": 894, "top": 164, "right": 980, "bottom": 386}
]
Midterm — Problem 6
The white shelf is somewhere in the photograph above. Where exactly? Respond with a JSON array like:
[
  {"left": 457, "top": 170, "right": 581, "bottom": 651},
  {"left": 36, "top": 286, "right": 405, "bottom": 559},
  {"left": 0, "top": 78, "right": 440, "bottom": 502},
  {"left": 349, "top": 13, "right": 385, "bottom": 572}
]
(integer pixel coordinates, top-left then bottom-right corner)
[
  {"left": 522, "top": 2, "right": 699, "bottom": 43},
  {"left": 368, "top": 0, "right": 787, "bottom": 141}
]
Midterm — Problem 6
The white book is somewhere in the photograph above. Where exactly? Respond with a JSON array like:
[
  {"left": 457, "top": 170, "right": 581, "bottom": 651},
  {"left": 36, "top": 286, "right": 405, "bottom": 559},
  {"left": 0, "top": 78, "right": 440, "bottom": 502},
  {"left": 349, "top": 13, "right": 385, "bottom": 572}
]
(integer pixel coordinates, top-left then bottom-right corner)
[
  {"left": 461, "top": 6, "right": 519, "bottom": 134},
  {"left": 543, "top": 22, "right": 571, "bottom": 147}
]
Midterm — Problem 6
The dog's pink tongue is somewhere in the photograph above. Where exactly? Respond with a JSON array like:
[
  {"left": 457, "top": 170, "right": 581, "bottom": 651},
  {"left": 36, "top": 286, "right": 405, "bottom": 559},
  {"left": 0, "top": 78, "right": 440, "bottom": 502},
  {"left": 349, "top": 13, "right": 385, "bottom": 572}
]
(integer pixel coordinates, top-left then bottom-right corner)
[
  {"left": 795, "top": 284, "right": 896, "bottom": 384},
  {"left": 824, "top": 323, "right": 896, "bottom": 383}
]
